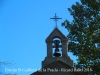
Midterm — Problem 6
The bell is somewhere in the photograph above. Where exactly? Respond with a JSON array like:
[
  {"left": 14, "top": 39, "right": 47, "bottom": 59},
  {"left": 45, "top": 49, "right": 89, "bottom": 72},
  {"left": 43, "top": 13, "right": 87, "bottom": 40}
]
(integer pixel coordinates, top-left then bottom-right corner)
[{"left": 53, "top": 49, "right": 61, "bottom": 57}]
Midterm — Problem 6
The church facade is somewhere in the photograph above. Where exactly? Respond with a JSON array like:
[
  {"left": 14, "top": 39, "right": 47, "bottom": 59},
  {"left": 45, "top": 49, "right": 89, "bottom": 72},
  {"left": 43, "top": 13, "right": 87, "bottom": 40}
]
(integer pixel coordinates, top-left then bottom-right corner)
[{"left": 31, "top": 27, "right": 89, "bottom": 75}]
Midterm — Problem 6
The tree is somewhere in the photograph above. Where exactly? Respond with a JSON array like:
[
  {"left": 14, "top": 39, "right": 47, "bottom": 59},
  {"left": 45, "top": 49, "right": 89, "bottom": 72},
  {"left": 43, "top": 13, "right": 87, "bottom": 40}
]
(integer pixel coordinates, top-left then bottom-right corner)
[
  {"left": 0, "top": 61, "right": 16, "bottom": 75},
  {"left": 62, "top": 0, "right": 100, "bottom": 75}
]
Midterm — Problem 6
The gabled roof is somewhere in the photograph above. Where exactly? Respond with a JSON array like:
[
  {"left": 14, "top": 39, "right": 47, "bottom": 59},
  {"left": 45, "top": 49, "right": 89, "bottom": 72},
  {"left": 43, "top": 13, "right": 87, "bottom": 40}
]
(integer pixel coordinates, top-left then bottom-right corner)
[
  {"left": 42, "top": 59, "right": 73, "bottom": 69},
  {"left": 31, "top": 60, "right": 71, "bottom": 75},
  {"left": 31, "top": 60, "right": 88, "bottom": 75},
  {"left": 46, "top": 27, "right": 68, "bottom": 42}
]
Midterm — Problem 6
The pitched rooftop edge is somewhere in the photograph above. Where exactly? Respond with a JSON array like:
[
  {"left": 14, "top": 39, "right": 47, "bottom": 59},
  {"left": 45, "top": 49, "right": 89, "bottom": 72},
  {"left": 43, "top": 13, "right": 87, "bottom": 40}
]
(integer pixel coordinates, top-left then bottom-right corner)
[{"left": 46, "top": 27, "right": 68, "bottom": 42}]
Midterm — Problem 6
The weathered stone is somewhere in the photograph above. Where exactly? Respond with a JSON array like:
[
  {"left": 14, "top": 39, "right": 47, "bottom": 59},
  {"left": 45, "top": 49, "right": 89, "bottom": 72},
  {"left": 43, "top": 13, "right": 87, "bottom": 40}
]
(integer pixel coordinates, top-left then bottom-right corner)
[{"left": 31, "top": 27, "right": 88, "bottom": 75}]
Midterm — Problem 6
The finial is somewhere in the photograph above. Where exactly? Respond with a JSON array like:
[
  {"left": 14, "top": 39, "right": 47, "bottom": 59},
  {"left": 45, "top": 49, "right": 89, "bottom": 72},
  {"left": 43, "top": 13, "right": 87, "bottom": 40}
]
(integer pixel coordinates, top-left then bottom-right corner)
[{"left": 50, "top": 13, "right": 62, "bottom": 28}]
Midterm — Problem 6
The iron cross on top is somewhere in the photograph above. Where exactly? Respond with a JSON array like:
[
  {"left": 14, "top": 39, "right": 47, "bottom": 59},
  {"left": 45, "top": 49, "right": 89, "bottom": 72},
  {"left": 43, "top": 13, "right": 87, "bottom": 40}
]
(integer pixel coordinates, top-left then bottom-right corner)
[{"left": 50, "top": 13, "right": 62, "bottom": 27}]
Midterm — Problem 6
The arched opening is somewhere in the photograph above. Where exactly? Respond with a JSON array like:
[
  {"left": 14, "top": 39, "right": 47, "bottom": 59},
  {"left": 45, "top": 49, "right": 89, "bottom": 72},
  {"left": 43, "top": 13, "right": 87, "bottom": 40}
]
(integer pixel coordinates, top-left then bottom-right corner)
[{"left": 52, "top": 37, "right": 62, "bottom": 57}]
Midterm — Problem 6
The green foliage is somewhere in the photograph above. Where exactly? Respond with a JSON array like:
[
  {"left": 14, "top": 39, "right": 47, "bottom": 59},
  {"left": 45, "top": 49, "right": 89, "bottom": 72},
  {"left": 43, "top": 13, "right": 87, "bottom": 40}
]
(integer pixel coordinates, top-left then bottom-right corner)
[{"left": 62, "top": 0, "right": 100, "bottom": 75}]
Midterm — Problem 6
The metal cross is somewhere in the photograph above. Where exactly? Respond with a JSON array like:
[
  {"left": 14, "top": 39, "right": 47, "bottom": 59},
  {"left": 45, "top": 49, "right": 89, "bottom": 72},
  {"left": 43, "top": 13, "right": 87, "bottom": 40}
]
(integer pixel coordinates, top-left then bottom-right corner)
[{"left": 50, "top": 13, "right": 62, "bottom": 28}]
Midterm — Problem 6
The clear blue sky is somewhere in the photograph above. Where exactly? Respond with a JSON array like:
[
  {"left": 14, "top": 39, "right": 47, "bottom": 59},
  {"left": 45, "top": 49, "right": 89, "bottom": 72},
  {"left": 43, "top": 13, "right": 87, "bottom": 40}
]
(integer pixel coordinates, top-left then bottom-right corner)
[{"left": 0, "top": 0, "right": 80, "bottom": 75}]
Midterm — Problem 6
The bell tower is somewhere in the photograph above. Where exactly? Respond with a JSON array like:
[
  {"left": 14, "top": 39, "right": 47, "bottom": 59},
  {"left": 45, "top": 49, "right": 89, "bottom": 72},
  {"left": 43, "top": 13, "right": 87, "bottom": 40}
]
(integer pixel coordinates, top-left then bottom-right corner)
[
  {"left": 42, "top": 27, "right": 74, "bottom": 68},
  {"left": 31, "top": 14, "right": 88, "bottom": 75}
]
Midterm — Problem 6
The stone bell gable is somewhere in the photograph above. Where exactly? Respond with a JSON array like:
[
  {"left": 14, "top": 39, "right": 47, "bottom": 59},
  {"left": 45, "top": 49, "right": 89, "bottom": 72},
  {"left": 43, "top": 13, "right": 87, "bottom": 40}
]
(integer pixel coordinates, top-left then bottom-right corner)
[
  {"left": 31, "top": 13, "right": 89, "bottom": 75},
  {"left": 42, "top": 27, "right": 74, "bottom": 68}
]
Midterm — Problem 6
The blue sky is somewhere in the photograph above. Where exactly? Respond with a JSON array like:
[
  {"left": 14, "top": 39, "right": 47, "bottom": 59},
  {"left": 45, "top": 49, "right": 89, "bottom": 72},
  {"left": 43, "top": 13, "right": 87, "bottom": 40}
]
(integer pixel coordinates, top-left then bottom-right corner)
[{"left": 0, "top": 0, "right": 80, "bottom": 75}]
